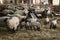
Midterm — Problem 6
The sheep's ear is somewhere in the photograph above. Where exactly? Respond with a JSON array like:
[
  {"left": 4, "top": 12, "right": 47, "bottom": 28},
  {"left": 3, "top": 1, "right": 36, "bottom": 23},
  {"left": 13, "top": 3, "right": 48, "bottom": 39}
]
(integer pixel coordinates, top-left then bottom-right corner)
[{"left": 4, "top": 18, "right": 8, "bottom": 22}]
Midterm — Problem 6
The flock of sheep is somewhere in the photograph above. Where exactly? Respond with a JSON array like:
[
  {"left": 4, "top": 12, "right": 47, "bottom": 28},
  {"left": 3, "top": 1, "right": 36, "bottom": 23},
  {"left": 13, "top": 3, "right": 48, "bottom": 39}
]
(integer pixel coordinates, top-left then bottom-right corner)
[{"left": 0, "top": 4, "right": 59, "bottom": 33}]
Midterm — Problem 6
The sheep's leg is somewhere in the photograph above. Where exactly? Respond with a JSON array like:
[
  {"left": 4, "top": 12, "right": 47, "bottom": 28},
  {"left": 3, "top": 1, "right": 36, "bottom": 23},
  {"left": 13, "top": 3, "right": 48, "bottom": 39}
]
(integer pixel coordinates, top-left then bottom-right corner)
[
  {"left": 25, "top": 26, "right": 28, "bottom": 30},
  {"left": 20, "top": 25, "right": 24, "bottom": 30},
  {"left": 25, "top": 25, "right": 31, "bottom": 30},
  {"left": 36, "top": 26, "right": 40, "bottom": 31},
  {"left": 11, "top": 28, "right": 16, "bottom": 33},
  {"left": 27, "top": 26, "right": 30, "bottom": 30},
  {"left": 50, "top": 24, "right": 52, "bottom": 29},
  {"left": 33, "top": 26, "right": 37, "bottom": 31},
  {"left": 53, "top": 25, "right": 57, "bottom": 29},
  {"left": 44, "top": 21, "right": 49, "bottom": 25},
  {"left": 50, "top": 23, "right": 53, "bottom": 29},
  {"left": 16, "top": 25, "right": 20, "bottom": 31},
  {"left": 29, "top": 26, "right": 32, "bottom": 30}
]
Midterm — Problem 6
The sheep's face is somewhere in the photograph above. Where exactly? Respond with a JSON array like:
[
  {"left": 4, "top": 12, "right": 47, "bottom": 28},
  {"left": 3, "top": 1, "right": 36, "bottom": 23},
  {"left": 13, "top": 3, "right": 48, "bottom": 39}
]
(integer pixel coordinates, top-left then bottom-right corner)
[{"left": 7, "top": 17, "right": 20, "bottom": 30}]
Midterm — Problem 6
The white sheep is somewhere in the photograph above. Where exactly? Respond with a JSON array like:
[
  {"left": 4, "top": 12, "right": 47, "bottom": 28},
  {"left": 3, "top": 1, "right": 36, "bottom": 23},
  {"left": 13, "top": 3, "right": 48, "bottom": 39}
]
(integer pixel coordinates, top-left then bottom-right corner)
[{"left": 6, "top": 16, "right": 20, "bottom": 32}]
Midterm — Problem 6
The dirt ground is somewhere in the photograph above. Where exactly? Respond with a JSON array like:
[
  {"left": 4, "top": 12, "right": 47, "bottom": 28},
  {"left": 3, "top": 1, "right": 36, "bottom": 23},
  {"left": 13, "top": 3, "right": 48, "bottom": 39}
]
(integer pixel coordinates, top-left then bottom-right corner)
[{"left": 0, "top": 17, "right": 60, "bottom": 40}]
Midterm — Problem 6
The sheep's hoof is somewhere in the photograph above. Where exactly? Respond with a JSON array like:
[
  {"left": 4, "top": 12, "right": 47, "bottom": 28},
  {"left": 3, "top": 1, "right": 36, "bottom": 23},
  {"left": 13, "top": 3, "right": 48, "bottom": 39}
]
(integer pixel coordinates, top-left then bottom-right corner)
[{"left": 37, "top": 29, "right": 40, "bottom": 31}]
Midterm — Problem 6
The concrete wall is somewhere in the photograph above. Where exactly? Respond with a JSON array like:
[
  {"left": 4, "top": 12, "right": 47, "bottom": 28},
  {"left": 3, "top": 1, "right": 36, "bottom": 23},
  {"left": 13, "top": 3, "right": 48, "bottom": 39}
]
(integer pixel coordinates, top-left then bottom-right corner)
[
  {"left": 23, "top": 0, "right": 40, "bottom": 4},
  {"left": 35, "top": 0, "right": 40, "bottom": 4},
  {"left": 0, "top": 0, "right": 41, "bottom": 5},
  {"left": 53, "top": 0, "right": 59, "bottom": 6},
  {"left": 0, "top": 0, "right": 3, "bottom": 4}
]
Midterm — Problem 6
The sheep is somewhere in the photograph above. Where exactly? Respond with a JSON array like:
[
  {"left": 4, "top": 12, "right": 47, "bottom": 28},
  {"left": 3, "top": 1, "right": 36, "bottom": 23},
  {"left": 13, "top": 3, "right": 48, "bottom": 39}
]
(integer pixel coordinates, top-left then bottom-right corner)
[
  {"left": 20, "top": 16, "right": 40, "bottom": 31},
  {"left": 16, "top": 9, "right": 40, "bottom": 31},
  {"left": 50, "top": 18, "right": 57, "bottom": 29},
  {"left": 22, "top": 18, "right": 40, "bottom": 31},
  {"left": 0, "top": 9, "right": 10, "bottom": 17},
  {"left": 15, "top": 8, "right": 29, "bottom": 18},
  {"left": 44, "top": 16, "right": 49, "bottom": 25},
  {"left": 29, "top": 18, "right": 40, "bottom": 31},
  {"left": 35, "top": 6, "right": 41, "bottom": 13},
  {"left": 0, "top": 9, "right": 15, "bottom": 17},
  {"left": 12, "top": 13, "right": 28, "bottom": 30},
  {"left": 41, "top": 9, "right": 48, "bottom": 18},
  {"left": 7, "top": 4, "right": 16, "bottom": 11},
  {"left": 15, "top": 10, "right": 24, "bottom": 16},
  {"left": 5, "top": 16, "right": 20, "bottom": 32},
  {"left": 45, "top": 7, "right": 54, "bottom": 18}
]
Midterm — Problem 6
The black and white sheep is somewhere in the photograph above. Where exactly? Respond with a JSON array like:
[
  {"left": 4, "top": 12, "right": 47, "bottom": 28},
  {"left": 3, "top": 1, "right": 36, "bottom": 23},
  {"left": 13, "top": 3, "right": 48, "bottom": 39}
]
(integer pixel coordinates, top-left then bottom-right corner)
[
  {"left": 50, "top": 18, "right": 57, "bottom": 29},
  {"left": 45, "top": 7, "right": 54, "bottom": 18},
  {"left": 41, "top": 9, "right": 48, "bottom": 18}
]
